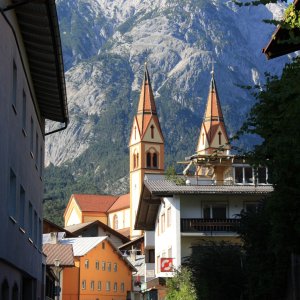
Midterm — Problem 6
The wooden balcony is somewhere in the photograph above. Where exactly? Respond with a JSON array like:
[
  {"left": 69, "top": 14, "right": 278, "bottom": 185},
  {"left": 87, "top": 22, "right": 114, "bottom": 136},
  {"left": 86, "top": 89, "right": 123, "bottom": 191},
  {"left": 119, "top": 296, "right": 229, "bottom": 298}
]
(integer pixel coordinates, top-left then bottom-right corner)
[{"left": 181, "top": 218, "right": 240, "bottom": 233}]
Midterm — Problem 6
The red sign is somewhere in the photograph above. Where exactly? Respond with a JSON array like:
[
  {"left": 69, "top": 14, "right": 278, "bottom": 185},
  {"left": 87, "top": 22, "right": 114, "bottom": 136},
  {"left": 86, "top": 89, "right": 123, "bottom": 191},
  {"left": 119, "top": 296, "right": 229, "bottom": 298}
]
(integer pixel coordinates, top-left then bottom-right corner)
[{"left": 160, "top": 258, "right": 173, "bottom": 272}]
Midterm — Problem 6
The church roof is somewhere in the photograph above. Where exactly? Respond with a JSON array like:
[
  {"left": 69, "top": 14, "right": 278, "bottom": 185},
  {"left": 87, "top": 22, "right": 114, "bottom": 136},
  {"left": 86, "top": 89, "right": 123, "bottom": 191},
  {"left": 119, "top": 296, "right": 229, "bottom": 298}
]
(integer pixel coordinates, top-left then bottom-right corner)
[
  {"left": 72, "top": 194, "right": 118, "bottom": 213},
  {"left": 108, "top": 193, "right": 130, "bottom": 213},
  {"left": 136, "top": 65, "right": 164, "bottom": 140}
]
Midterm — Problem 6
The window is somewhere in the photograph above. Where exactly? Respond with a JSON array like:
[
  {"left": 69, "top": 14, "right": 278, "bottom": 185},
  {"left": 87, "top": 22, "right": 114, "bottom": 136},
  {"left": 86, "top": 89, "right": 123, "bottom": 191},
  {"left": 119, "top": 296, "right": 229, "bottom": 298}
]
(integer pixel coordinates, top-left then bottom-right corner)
[
  {"left": 113, "top": 263, "right": 118, "bottom": 272},
  {"left": 150, "top": 125, "right": 154, "bottom": 139},
  {"left": 136, "top": 153, "right": 139, "bottom": 168},
  {"left": 28, "top": 202, "right": 33, "bottom": 238},
  {"left": 22, "top": 90, "right": 26, "bottom": 133},
  {"left": 19, "top": 186, "right": 25, "bottom": 228},
  {"left": 97, "top": 281, "right": 101, "bottom": 291},
  {"left": 161, "top": 214, "right": 165, "bottom": 233},
  {"left": 202, "top": 133, "right": 204, "bottom": 144},
  {"left": 95, "top": 261, "right": 99, "bottom": 270},
  {"left": 39, "top": 147, "right": 43, "bottom": 178},
  {"left": 38, "top": 219, "right": 42, "bottom": 250},
  {"left": 146, "top": 152, "right": 151, "bottom": 168},
  {"left": 147, "top": 249, "right": 155, "bottom": 263},
  {"left": 35, "top": 132, "right": 39, "bottom": 168},
  {"left": 113, "top": 214, "right": 118, "bottom": 230},
  {"left": 34, "top": 211, "right": 38, "bottom": 244},
  {"left": 82, "top": 280, "right": 86, "bottom": 290},
  {"left": 218, "top": 131, "right": 222, "bottom": 145},
  {"left": 167, "top": 207, "right": 171, "bottom": 227},
  {"left": 12, "top": 60, "right": 17, "bottom": 111},
  {"left": 30, "top": 118, "right": 34, "bottom": 156},
  {"left": 133, "top": 153, "right": 136, "bottom": 169},
  {"left": 102, "top": 242, "right": 105, "bottom": 249},
  {"left": 9, "top": 169, "right": 17, "bottom": 218},
  {"left": 203, "top": 204, "right": 227, "bottom": 219},
  {"left": 152, "top": 153, "right": 158, "bottom": 168},
  {"left": 134, "top": 126, "right": 137, "bottom": 140},
  {"left": 114, "top": 282, "right": 117, "bottom": 292},
  {"left": 120, "top": 282, "right": 125, "bottom": 293},
  {"left": 85, "top": 260, "right": 89, "bottom": 269},
  {"left": 106, "top": 281, "right": 110, "bottom": 291},
  {"left": 102, "top": 261, "right": 106, "bottom": 271},
  {"left": 234, "top": 166, "right": 253, "bottom": 184},
  {"left": 90, "top": 280, "right": 94, "bottom": 291},
  {"left": 107, "top": 262, "right": 111, "bottom": 272}
]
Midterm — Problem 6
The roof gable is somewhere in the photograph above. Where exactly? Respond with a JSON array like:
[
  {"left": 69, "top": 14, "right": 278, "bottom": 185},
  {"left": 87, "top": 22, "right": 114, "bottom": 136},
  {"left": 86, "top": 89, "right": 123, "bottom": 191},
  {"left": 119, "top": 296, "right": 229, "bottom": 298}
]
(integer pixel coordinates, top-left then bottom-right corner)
[{"left": 73, "top": 194, "right": 118, "bottom": 212}]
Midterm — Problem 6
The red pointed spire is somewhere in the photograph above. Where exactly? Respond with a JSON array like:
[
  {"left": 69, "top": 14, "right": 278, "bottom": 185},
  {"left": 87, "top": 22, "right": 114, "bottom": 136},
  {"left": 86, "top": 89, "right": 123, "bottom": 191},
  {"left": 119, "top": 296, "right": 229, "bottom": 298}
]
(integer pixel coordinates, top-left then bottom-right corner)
[
  {"left": 197, "top": 70, "right": 230, "bottom": 154},
  {"left": 136, "top": 64, "right": 162, "bottom": 138}
]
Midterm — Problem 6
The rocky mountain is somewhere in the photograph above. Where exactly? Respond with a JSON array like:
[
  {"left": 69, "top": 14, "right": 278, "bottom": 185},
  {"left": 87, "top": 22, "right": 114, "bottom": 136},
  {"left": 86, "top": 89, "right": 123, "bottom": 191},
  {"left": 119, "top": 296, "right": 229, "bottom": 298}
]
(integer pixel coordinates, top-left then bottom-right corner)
[{"left": 44, "top": 0, "right": 290, "bottom": 217}]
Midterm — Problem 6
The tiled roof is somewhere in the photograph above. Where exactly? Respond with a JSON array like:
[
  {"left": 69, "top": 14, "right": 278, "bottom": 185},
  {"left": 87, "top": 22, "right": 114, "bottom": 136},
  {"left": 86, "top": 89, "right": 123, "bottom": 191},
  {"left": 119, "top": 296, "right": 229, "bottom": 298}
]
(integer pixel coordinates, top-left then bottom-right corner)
[
  {"left": 144, "top": 174, "right": 274, "bottom": 195},
  {"left": 43, "top": 243, "right": 74, "bottom": 267},
  {"left": 108, "top": 193, "right": 130, "bottom": 212},
  {"left": 60, "top": 237, "right": 136, "bottom": 271},
  {"left": 64, "top": 222, "right": 94, "bottom": 233},
  {"left": 60, "top": 237, "right": 107, "bottom": 256},
  {"left": 64, "top": 220, "right": 130, "bottom": 243},
  {"left": 73, "top": 194, "right": 118, "bottom": 212}
]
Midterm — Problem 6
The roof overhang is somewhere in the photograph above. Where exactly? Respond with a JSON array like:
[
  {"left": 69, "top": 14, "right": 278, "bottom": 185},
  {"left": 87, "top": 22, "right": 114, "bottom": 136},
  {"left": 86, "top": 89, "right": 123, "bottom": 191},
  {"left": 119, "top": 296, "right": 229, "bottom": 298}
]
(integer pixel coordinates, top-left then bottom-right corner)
[
  {"left": 135, "top": 174, "right": 273, "bottom": 231},
  {"left": 263, "top": 0, "right": 300, "bottom": 59},
  {"left": 13, "top": 0, "right": 68, "bottom": 123}
]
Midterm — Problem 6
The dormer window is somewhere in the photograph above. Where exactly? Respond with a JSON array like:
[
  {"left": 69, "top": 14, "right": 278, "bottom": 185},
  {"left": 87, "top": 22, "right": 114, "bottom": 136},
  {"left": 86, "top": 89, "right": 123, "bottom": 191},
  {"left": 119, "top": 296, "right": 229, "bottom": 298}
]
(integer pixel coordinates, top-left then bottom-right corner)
[
  {"left": 233, "top": 166, "right": 268, "bottom": 185},
  {"left": 151, "top": 125, "right": 154, "bottom": 139}
]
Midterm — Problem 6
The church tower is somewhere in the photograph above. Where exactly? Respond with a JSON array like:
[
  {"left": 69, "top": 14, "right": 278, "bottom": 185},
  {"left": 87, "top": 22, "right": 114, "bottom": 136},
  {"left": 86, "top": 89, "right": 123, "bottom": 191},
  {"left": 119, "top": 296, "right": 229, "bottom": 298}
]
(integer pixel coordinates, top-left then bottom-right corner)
[
  {"left": 129, "top": 64, "right": 164, "bottom": 239},
  {"left": 196, "top": 70, "right": 230, "bottom": 155}
]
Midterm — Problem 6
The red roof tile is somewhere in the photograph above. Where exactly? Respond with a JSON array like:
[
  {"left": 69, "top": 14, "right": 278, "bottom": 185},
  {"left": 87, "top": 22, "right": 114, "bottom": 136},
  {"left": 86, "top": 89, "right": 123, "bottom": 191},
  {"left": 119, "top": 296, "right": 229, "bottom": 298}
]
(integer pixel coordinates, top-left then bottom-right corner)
[
  {"left": 73, "top": 194, "right": 118, "bottom": 212},
  {"left": 108, "top": 193, "right": 130, "bottom": 213}
]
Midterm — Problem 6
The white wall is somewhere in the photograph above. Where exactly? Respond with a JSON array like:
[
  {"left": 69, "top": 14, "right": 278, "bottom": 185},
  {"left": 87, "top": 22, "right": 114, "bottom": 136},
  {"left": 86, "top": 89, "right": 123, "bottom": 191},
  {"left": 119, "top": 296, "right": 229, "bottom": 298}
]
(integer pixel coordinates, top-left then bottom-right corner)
[{"left": 155, "top": 196, "right": 181, "bottom": 278}]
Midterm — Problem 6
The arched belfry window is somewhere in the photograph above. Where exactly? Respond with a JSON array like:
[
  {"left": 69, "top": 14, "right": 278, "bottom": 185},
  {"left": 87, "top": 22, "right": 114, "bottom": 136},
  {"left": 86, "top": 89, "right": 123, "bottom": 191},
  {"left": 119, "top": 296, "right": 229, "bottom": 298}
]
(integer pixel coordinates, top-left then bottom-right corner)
[
  {"left": 12, "top": 283, "right": 18, "bottom": 300},
  {"left": 218, "top": 131, "right": 222, "bottom": 145},
  {"left": 146, "top": 149, "right": 159, "bottom": 169},
  {"left": 146, "top": 152, "right": 152, "bottom": 168},
  {"left": 150, "top": 125, "right": 154, "bottom": 139},
  {"left": 153, "top": 153, "right": 158, "bottom": 168},
  {"left": 133, "top": 153, "right": 136, "bottom": 169},
  {"left": 113, "top": 214, "right": 118, "bottom": 230}
]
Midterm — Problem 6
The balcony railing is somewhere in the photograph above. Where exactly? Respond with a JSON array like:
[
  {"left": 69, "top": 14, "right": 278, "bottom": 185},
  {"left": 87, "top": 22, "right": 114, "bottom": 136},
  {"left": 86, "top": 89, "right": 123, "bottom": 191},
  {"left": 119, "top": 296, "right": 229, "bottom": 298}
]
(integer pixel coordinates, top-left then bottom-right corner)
[{"left": 181, "top": 218, "right": 240, "bottom": 233}]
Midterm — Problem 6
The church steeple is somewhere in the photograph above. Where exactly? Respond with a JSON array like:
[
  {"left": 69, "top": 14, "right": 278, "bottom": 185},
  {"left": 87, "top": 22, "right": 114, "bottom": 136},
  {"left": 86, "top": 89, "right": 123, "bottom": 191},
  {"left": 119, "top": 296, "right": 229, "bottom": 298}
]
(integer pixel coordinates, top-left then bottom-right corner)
[
  {"left": 197, "top": 70, "right": 230, "bottom": 155},
  {"left": 136, "top": 63, "right": 163, "bottom": 139},
  {"left": 129, "top": 64, "right": 164, "bottom": 239}
]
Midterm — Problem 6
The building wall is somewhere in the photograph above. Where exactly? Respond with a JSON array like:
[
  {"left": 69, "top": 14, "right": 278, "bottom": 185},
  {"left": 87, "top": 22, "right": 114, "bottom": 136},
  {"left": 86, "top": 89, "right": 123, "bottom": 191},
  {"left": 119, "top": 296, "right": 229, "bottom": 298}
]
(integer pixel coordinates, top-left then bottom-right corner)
[
  {"left": 82, "top": 212, "right": 107, "bottom": 225},
  {"left": 155, "top": 196, "right": 181, "bottom": 277},
  {"left": 108, "top": 208, "right": 130, "bottom": 231},
  {"left": 0, "top": 9, "right": 44, "bottom": 299},
  {"left": 64, "top": 198, "right": 82, "bottom": 226},
  {"left": 63, "top": 241, "right": 132, "bottom": 300}
]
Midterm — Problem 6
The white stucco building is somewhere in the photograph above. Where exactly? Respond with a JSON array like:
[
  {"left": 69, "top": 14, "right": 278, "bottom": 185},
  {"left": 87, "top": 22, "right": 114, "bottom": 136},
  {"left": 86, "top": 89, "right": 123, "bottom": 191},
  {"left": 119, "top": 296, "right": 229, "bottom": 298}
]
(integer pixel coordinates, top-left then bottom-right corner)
[{"left": 0, "top": 1, "right": 68, "bottom": 299}]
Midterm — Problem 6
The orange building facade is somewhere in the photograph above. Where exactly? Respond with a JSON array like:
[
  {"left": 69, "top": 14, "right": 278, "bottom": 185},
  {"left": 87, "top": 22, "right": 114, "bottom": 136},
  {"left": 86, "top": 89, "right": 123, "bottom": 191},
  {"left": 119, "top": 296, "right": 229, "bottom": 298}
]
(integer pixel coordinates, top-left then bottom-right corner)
[{"left": 61, "top": 237, "right": 135, "bottom": 300}]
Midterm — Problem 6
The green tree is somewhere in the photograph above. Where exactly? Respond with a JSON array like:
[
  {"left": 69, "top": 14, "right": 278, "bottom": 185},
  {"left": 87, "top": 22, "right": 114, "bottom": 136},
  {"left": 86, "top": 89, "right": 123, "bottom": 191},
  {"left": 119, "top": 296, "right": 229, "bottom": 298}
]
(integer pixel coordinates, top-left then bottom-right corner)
[
  {"left": 236, "top": 57, "right": 300, "bottom": 298},
  {"left": 187, "top": 241, "right": 245, "bottom": 300},
  {"left": 166, "top": 266, "right": 197, "bottom": 300}
]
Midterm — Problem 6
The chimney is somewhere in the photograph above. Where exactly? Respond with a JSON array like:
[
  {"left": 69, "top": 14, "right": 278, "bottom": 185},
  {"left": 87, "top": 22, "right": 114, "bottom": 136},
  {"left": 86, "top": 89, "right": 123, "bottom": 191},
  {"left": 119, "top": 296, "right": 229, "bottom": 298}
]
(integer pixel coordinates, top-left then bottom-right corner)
[{"left": 50, "top": 232, "right": 58, "bottom": 244}]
